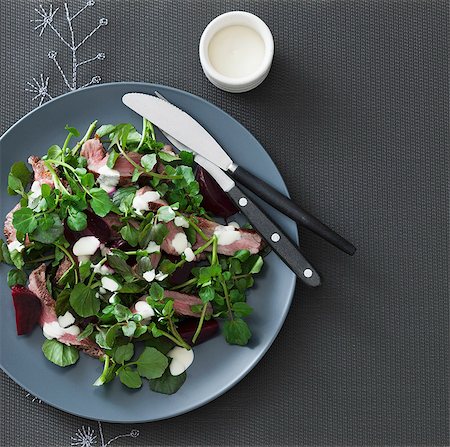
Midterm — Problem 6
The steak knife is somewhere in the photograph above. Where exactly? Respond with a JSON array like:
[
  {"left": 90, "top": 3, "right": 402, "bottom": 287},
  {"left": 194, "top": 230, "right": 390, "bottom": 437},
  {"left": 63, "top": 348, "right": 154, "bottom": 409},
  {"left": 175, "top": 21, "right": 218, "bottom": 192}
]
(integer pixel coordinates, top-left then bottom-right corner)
[
  {"left": 151, "top": 122, "right": 321, "bottom": 287},
  {"left": 122, "top": 92, "right": 356, "bottom": 256}
]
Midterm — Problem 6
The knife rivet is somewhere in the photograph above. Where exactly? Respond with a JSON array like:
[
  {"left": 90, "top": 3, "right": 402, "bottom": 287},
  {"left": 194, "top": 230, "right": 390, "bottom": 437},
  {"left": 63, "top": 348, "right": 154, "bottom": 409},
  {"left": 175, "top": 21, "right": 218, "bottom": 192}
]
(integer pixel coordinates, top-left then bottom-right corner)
[
  {"left": 270, "top": 233, "right": 280, "bottom": 242},
  {"left": 238, "top": 197, "right": 248, "bottom": 207},
  {"left": 304, "top": 269, "right": 313, "bottom": 278}
]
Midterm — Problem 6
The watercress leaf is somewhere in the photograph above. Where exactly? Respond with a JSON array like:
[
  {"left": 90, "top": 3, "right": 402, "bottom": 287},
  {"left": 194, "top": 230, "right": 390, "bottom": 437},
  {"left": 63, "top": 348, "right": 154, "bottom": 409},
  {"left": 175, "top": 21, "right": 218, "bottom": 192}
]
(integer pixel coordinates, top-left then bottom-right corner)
[
  {"left": 89, "top": 188, "right": 113, "bottom": 217},
  {"left": 184, "top": 225, "right": 197, "bottom": 245},
  {"left": 120, "top": 224, "right": 139, "bottom": 247},
  {"left": 229, "top": 288, "right": 245, "bottom": 303},
  {"left": 7, "top": 161, "right": 32, "bottom": 195},
  {"left": 136, "top": 347, "right": 168, "bottom": 379},
  {"left": 249, "top": 256, "right": 264, "bottom": 274},
  {"left": 148, "top": 322, "right": 164, "bottom": 338},
  {"left": 65, "top": 124, "right": 80, "bottom": 137},
  {"left": 131, "top": 168, "right": 141, "bottom": 183},
  {"left": 78, "top": 260, "right": 92, "bottom": 282},
  {"left": 149, "top": 283, "right": 164, "bottom": 301},
  {"left": 106, "top": 324, "right": 121, "bottom": 347},
  {"left": 69, "top": 283, "right": 100, "bottom": 317},
  {"left": 42, "top": 339, "right": 79, "bottom": 367},
  {"left": 7, "top": 268, "right": 27, "bottom": 287},
  {"left": 112, "top": 303, "right": 133, "bottom": 322},
  {"left": 179, "top": 151, "right": 194, "bottom": 166},
  {"left": 77, "top": 323, "right": 94, "bottom": 341},
  {"left": 156, "top": 206, "right": 175, "bottom": 222},
  {"left": 12, "top": 208, "right": 37, "bottom": 234},
  {"left": 32, "top": 214, "right": 64, "bottom": 244},
  {"left": 107, "top": 149, "right": 120, "bottom": 168},
  {"left": 199, "top": 285, "right": 215, "bottom": 303},
  {"left": 232, "top": 302, "right": 253, "bottom": 318},
  {"left": 96, "top": 124, "right": 116, "bottom": 138},
  {"left": 8, "top": 175, "right": 23, "bottom": 196},
  {"left": 119, "top": 366, "right": 142, "bottom": 389},
  {"left": 95, "top": 330, "right": 109, "bottom": 349},
  {"left": 137, "top": 256, "right": 153, "bottom": 276},
  {"left": 113, "top": 343, "right": 134, "bottom": 363},
  {"left": 119, "top": 282, "right": 147, "bottom": 294},
  {"left": 158, "top": 151, "right": 179, "bottom": 162},
  {"left": 55, "top": 289, "right": 71, "bottom": 316},
  {"left": 67, "top": 209, "right": 87, "bottom": 231},
  {"left": 133, "top": 325, "right": 148, "bottom": 337},
  {"left": 233, "top": 249, "right": 251, "bottom": 262},
  {"left": 141, "top": 153, "right": 157, "bottom": 171},
  {"left": 150, "top": 368, "right": 186, "bottom": 395},
  {"left": 162, "top": 299, "right": 173, "bottom": 316},
  {"left": 0, "top": 240, "right": 12, "bottom": 264},
  {"left": 158, "top": 259, "right": 177, "bottom": 275},
  {"left": 144, "top": 335, "right": 174, "bottom": 354},
  {"left": 122, "top": 320, "right": 137, "bottom": 337},
  {"left": 112, "top": 186, "right": 138, "bottom": 207},
  {"left": 81, "top": 173, "right": 95, "bottom": 189},
  {"left": 106, "top": 255, "right": 135, "bottom": 282},
  {"left": 223, "top": 318, "right": 252, "bottom": 346},
  {"left": 47, "top": 144, "right": 62, "bottom": 160},
  {"left": 149, "top": 223, "right": 169, "bottom": 245},
  {"left": 9, "top": 250, "right": 24, "bottom": 271}
]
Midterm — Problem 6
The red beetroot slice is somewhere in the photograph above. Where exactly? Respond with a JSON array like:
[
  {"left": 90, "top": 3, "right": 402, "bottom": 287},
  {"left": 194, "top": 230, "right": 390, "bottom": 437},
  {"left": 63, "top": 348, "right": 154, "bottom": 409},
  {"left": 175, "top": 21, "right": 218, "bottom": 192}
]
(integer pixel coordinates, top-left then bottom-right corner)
[
  {"left": 11, "top": 285, "right": 42, "bottom": 336},
  {"left": 64, "top": 210, "right": 111, "bottom": 244},
  {"left": 195, "top": 166, "right": 239, "bottom": 218},
  {"left": 178, "top": 318, "right": 219, "bottom": 345}
]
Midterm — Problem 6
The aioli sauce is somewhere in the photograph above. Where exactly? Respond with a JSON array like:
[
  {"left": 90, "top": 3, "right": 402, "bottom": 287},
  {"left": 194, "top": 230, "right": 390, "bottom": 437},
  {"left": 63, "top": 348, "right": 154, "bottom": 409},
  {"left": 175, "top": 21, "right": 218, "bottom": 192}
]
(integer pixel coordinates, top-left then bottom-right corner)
[{"left": 208, "top": 25, "right": 265, "bottom": 78}]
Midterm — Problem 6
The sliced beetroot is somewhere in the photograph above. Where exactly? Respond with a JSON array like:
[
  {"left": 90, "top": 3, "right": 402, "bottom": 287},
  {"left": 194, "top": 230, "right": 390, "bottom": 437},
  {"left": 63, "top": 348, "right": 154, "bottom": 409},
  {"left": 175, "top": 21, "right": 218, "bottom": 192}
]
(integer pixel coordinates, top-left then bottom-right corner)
[
  {"left": 11, "top": 285, "right": 42, "bottom": 336},
  {"left": 195, "top": 166, "right": 239, "bottom": 218},
  {"left": 178, "top": 318, "right": 219, "bottom": 345},
  {"left": 64, "top": 209, "right": 111, "bottom": 244},
  {"left": 166, "top": 255, "right": 198, "bottom": 286}
]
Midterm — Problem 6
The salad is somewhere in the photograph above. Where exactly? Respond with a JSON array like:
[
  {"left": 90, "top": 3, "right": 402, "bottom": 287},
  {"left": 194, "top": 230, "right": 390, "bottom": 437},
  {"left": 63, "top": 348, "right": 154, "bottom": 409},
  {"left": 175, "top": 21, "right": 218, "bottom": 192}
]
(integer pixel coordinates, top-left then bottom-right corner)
[{"left": 1, "top": 119, "right": 266, "bottom": 394}]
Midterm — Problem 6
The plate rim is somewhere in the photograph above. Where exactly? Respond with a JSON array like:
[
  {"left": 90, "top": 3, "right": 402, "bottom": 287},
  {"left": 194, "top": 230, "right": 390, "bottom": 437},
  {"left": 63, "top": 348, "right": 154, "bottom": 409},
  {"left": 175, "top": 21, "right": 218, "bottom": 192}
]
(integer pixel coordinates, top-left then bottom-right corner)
[{"left": 0, "top": 81, "right": 298, "bottom": 423}]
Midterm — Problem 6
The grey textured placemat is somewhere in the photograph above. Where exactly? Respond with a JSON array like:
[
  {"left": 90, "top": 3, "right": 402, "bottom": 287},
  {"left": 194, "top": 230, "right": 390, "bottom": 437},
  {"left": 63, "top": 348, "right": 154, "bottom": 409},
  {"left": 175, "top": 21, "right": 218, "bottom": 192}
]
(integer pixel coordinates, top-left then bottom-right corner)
[{"left": 1, "top": 1, "right": 448, "bottom": 446}]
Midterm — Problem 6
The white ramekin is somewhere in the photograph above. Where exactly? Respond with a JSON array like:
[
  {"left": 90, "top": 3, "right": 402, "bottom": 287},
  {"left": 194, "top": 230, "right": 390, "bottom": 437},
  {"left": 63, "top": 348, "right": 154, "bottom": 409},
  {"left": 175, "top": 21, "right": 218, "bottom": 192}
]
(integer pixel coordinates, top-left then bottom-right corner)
[{"left": 199, "top": 11, "right": 274, "bottom": 93}]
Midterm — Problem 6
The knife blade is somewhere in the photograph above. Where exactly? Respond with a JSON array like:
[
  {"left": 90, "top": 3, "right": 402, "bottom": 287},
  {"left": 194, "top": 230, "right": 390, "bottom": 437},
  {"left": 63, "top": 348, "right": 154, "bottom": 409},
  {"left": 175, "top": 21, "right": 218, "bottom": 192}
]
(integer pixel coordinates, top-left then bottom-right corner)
[
  {"left": 154, "top": 125, "right": 321, "bottom": 287},
  {"left": 122, "top": 92, "right": 356, "bottom": 256}
]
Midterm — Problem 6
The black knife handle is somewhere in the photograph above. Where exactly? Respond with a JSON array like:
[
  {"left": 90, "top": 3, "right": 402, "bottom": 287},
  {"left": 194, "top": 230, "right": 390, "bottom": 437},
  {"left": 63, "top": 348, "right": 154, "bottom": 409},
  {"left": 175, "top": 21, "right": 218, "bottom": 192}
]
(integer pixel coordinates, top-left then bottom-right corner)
[
  {"left": 229, "top": 165, "right": 356, "bottom": 256},
  {"left": 227, "top": 186, "right": 321, "bottom": 287}
]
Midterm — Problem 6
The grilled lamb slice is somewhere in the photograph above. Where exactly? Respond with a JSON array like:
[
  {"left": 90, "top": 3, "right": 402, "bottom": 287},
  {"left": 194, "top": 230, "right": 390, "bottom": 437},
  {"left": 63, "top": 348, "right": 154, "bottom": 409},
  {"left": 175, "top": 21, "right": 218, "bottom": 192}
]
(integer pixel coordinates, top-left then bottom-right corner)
[
  {"left": 28, "top": 155, "right": 54, "bottom": 187},
  {"left": 80, "top": 138, "right": 143, "bottom": 184},
  {"left": 28, "top": 264, "right": 104, "bottom": 358},
  {"left": 193, "top": 217, "right": 263, "bottom": 255},
  {"left": 164, "top": 291, "right": 212, "bottom": 317},
  {"left": 4, "top": 203, "right": 20, "bottom": 244},
  {"left": 54, "top": 256, "right": 72, "bottom": 283}
]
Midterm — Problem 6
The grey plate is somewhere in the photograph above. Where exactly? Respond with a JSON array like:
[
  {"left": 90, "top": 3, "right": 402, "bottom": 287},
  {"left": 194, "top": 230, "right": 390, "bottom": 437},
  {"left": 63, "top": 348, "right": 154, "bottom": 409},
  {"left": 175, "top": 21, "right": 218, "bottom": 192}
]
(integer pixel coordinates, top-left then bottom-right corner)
[{"left": 0, "top": 82, "right": 297, "bottom": 423}]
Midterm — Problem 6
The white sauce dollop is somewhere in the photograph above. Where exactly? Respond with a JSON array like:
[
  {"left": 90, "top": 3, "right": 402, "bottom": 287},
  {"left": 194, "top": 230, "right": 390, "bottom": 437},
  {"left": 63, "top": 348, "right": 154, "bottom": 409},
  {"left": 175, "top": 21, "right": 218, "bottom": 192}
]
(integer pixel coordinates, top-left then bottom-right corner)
[
  {"left": 167, "top": 347, "right": 194, "bottom": 376},
  {"left": 97, "top": 165, "right": 120, "bottom": 193},
  {"left": 174, "top": 216, "right": 189, "bottom": 228},
  {"left": 132, "top": 190, "right": 161, "bottom": 215},
  {"left": 155, "top": 271, "right": 168, "bottom": 281},
  {"left": 73, "top": 236, "right": 101, "bottom": 257},
  {"left": 135, "top": 300, "right": 155, "bottom": 320},
  {"left": 146, "top": 241, "right": 161, "bottom": 253},
  {"left": 8, "top": 239, "right": 25, "bottom": 253},
  {"left": 57, "top": 311, "right": 75, "bottom": 328},
  {"left": 143, "top": 269, "right": 156, "bottom": 282},
  {"left": 92, "top": 262, "right": 114, "bottom": 275},
  {"left": 171, "top": 232, "right": 189, "bottom": 255},
  {"left": 183, "top": 247, "right": 195, "bottom": 262},
  {"left": 28, "top": 181, "right": 43, "bottom": 210},
  {"left": 214, "top": 225, "right": 242, "bottom": 246},
  {"left": 227, "top": 221, "right": 240, "bottom": 229},
  {"left": 101, "top": 276, "right": 119, "bottom": 292},
  {"left": 43, "top": 320, "right": 81, "bottom": 340}
]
